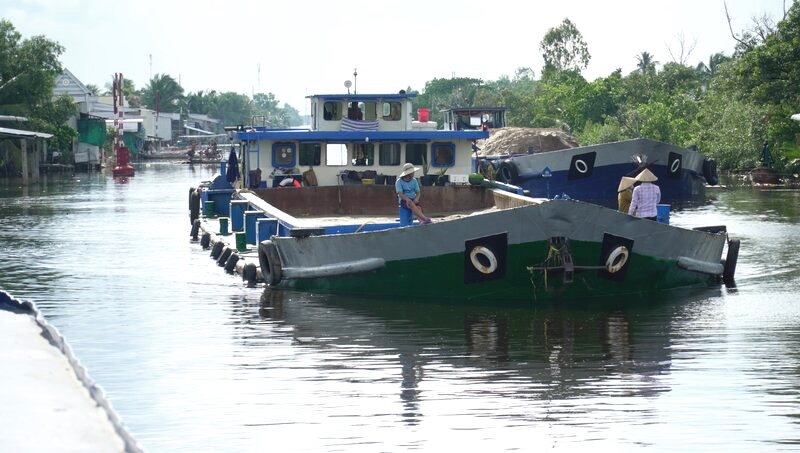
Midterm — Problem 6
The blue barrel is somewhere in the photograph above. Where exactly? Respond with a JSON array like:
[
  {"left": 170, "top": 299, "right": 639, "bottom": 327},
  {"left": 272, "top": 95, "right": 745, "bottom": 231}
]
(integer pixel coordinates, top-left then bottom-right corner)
[
  {"left": 229, "top": 200, "right": 249, "bottom": 232},
  {"left": 244, "top": 210, "right": 265, "bottom": 245},
  {"left": 657, "top": 204, "right": 670, "bottom": 224},
  {"left": 257, "top": 218, "right": 279, "bottom": 242}
]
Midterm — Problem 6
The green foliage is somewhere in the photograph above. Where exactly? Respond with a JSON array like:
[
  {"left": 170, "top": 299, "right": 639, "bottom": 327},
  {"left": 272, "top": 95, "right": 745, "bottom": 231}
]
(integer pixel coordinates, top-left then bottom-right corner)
[
  {"left": 209, "top": 92, "right": 254, "bottom": 127},
  {"left": 141, "top": 73, "right": 184, "bottom": 113},
  {"left": 0, "top": 19, "right": 63, "bottom": 110},
  {"left": 539, "top": 18, "right": 591, "bottom": 73},
  {"left": 691, "top": 65, "right": 769, "bottom": 171},
  {"left": 0, "top": 20, "right": 71, "bottom": 172},
  {"left": 578, "top": 116, "right": 625, "bottom": 145}
]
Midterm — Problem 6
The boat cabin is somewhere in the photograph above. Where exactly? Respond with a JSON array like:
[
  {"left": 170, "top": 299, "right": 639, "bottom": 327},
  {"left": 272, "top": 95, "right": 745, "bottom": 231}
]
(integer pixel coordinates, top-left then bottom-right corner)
[
  {"left": 442, "top": 107, "right": 507, "bottom": 131},
  {"left": 234, "top": 92, "right": 489, "bottom": 189}
]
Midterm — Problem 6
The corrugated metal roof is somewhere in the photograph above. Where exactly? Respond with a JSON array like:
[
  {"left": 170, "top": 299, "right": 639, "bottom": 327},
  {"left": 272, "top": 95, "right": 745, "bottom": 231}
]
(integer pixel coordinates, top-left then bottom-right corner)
[{"left": 0, "top": 127, "right": 54, "bottom": 139}]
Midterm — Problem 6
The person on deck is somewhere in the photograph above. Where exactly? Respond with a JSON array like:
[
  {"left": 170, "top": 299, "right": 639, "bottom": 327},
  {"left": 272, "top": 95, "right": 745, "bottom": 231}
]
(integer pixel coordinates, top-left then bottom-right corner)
[
  {"left": 395, "top": 163, "right": 432, "bottom": 226},
  {"left": 347, "top": 102, "right": 363, "bottom": 120},
  {"left": 617, "top": 176, "right": 636, "bottom": 213},
  {"left": 628, "top": 169, "right": 660, "bottom": 220}
]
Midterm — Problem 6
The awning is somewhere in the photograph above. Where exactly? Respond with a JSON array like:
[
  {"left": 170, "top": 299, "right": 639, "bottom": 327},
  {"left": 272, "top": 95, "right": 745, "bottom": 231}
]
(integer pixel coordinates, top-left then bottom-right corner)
[
  {"left": 0, "top": 126, "right": 53, "bottom": 139},
  {"left": 184, "top": 124, "right": 215, "bottom": 135}
]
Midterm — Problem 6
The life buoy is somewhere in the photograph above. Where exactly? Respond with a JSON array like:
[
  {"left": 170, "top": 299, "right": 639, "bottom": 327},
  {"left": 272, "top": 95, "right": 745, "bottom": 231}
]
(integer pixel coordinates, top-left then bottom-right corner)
[
  {"left": 258, "top": 241, "right": 283, "bottom": 286},
  {"left": 469, "top": 246, "right": 498, "bottom": 274},
  {"left": 722, "top": 238, "right": 739, "bottom": 285},
  {"left": 605, "top": 245, "right": 629, "bottom": 273},
  {"left": 189, "top": 188, "right": 200, "bottom": 225},
  {"left": 498, "top": 160, "right": 519, "bottom": 183},
  {"left": 703, "top": 158, "right": 719, "bottom": 185},
  {"left": 670, "top": 158, "right": 681, "bottom": 174},
  {"left": 574, "top": 159, "right": 589, "bottom": 174}
]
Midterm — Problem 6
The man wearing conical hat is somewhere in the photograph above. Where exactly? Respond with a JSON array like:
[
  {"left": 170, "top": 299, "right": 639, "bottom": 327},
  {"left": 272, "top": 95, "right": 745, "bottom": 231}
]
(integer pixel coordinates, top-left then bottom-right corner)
[
  {"left": 617, "top": 176, "right": 636, "bottom": 213},
  {"left": 628, "top": 168, "right": 660, "bottom": 220}
]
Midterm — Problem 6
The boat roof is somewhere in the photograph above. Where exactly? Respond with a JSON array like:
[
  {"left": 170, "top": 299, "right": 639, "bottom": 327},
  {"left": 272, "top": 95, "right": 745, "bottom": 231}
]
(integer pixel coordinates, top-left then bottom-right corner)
[
  {"left": 306, "top": 93, "right": 417, "bottom": 102},
  {"left": 444, "top": 106, "right": 507, "bottom": 112},
  {"left": 236, "top": 128, "right": 488, "bottom": 141}
]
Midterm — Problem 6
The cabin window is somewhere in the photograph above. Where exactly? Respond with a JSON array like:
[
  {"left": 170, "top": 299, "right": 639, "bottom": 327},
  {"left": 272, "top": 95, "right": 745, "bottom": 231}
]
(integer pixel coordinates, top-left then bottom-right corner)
[
  {"left": 323, "top": 102, "right": 342, "bottom": 121},
  {"left": 382, "top": 102, "right": 401, "bottom": 121},
  {"left": 299, "top": 143, "right": 321, "bottom": 166},
  {"left": 363, "top": 102, "right": 377, "bottom": 121},
  {"left": 326, "top": 143, "right": 347, "bottom": 166},
  {"left": 379, "top": 143, "right": 401, "bottom": 166},
  {"left": 431, "top": 142, "right": 455, "bottom": 167},
  {"left": 352, "top": 143, "right": 374, "bottom": 166},
  {"left": 406, "top": 143, "right": 428, "bottom": 166},
  {"left": 272, "top": 142, "right": 296, "bottom": 168}
]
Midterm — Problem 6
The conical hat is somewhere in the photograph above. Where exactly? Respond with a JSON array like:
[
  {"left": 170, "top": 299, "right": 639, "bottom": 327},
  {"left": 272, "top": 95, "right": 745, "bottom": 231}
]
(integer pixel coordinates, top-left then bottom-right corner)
[
  {"left": 635, "top": 168, "right": 658, "bottom": 182},
  {"left": 617, "top": 176, "right": 636, "bottom": 192}
]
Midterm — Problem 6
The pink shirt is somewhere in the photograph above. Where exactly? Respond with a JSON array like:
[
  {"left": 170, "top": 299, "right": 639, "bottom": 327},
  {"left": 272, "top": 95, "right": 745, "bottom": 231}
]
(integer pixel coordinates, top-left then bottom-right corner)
[{"left": 628, "top": 182, "right": 661, "bottom": 217}]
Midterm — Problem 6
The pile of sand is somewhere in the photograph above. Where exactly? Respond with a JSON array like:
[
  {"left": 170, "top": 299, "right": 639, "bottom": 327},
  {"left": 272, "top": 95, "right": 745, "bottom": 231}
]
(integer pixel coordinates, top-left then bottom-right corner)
[{"left": 476, "top": 127, "right": 579, "bottom": 156}]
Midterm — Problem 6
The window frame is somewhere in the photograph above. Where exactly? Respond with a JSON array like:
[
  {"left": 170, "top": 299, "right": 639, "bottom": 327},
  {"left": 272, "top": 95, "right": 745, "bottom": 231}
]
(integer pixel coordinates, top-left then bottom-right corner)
[{"left": 272, "top": 142, "right": 296, "bottom": 169}]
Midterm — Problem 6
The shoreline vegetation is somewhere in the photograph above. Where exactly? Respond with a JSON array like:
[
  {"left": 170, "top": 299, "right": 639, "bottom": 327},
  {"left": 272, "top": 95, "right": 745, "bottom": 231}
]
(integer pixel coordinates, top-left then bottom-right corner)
[{"left": 2, "top": 3, "right": 800, "bottom": 179}]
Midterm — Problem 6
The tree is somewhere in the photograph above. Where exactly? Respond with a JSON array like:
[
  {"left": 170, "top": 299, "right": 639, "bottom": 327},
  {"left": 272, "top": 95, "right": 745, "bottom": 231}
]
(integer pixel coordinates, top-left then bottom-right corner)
[
  {"left": 209, "top": 92, "right": 253, "bottom": 127},
  {"left": 0, "top": 19, "right": 64, "bottom": 112},
  {"left": 185, "top": 90, "right": 217, "bottom": 115},
  {"left": 696, "top": 52, "right": 731, "bottom": 91},
  {"left": 0, "top": 20, "right": 75, "bottom": 174},
  {"left": 635, "top": 52, "right": 658, "bottom": 74},
  {"left": 539, "top": 18, "right": 591, "bottom": 74},
  {"left": 729, "top": 1, "right": 800, "bottom": 154},
  {"left": 141, "top": 74, "right": 184, "bottom": 113}
]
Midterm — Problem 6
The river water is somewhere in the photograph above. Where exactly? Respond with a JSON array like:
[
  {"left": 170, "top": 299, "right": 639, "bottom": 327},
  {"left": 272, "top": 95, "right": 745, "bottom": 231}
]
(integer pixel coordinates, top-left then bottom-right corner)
[{"left": 1, "top": 163, "right": 799, "bottom": 452}]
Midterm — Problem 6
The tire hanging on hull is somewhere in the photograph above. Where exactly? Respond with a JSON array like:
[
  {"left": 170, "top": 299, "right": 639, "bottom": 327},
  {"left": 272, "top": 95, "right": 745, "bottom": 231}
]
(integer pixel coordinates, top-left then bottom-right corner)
[
  {"left": 258, "top": 241, "right": 283, "bottom": 286},
  {"left": 722, "top": 238, "right": 739, "bottom": 286}
]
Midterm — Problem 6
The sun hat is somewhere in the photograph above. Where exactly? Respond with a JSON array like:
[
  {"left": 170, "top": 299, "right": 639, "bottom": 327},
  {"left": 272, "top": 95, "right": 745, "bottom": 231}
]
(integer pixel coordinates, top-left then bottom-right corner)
[
  {"left": 617, "top": 176, "right": 636, "bottom": 192},
  {"left": 399, "top": 163, "right": 420, "bottom": 177},
  {"left": 635, "top": 168, "right": 658, "bottom": 182}
]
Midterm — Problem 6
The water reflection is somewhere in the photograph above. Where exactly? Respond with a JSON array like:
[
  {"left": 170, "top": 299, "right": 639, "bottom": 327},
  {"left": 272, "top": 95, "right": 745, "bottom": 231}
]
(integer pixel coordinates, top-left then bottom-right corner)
[{"left": 250, "top": 288, "right": 691, "bottom": 407}]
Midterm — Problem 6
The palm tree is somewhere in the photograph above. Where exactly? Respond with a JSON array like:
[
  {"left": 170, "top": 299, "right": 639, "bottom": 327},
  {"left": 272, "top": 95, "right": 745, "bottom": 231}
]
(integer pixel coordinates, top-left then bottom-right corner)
[
  {"left": 696, "top": 52, "right": 731, "bottom": 91},
  {"left": 141, "top": 74, "right": 184, "bottom": 113},
  {"left": 635, "top": 52, "right": 658, "bottom": 74}
]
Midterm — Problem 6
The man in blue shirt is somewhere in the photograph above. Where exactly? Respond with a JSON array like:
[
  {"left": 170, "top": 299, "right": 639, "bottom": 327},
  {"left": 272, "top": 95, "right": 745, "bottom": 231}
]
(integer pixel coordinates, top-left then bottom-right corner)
[{"left": 396, "top": 163, "right": 432, "bottom": 226}]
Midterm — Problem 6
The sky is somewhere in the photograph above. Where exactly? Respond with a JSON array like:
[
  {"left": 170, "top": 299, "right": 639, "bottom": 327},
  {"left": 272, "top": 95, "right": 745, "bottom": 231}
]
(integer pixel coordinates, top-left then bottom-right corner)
[{"left": 1, "top": 0, "right": 790, "bottom": 115}]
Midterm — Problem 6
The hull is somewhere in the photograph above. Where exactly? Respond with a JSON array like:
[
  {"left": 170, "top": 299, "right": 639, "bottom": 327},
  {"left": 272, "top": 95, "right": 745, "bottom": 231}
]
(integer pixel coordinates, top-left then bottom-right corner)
[
  {"left": 268, "top": 198, "right": 727, "bottom": 303},
  {"left": 498, "top": 138, "right": 714, "bottom": 204}
]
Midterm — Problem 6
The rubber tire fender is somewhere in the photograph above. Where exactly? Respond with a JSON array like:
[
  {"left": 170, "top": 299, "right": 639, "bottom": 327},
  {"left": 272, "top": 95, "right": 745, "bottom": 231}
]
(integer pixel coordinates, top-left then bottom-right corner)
[
  {"left": 498, "top": 160, "right": 519, "bottom": 183},
  {"left": 224, "top": 253, "right": 240, "bottom": 273},
  {"left": 258, "top": 241, "right": 283, "bottom": 286},
  {"left": 703, "top": 158, "right": 719, "bottom": 186},
  {"left": 722, "top": 238, "right": 739, "bottom": 285},
  {"left": 200, "top": 232, "right": 211, "bottom": 249},
  {"left": 210, "top": 241, "right": 225, "bottom": 260},
  {"left": 217, "top": 247, "right": 233, "bottom": 266},
  {"left": 242, "top": 262, "right": 258, "bottom": 287},
  {"left": 189, "top": 188, "right": 200, "bottom": 225},
  {"left": 190, "top": 219, "right": 201, "bottom": 240}
]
